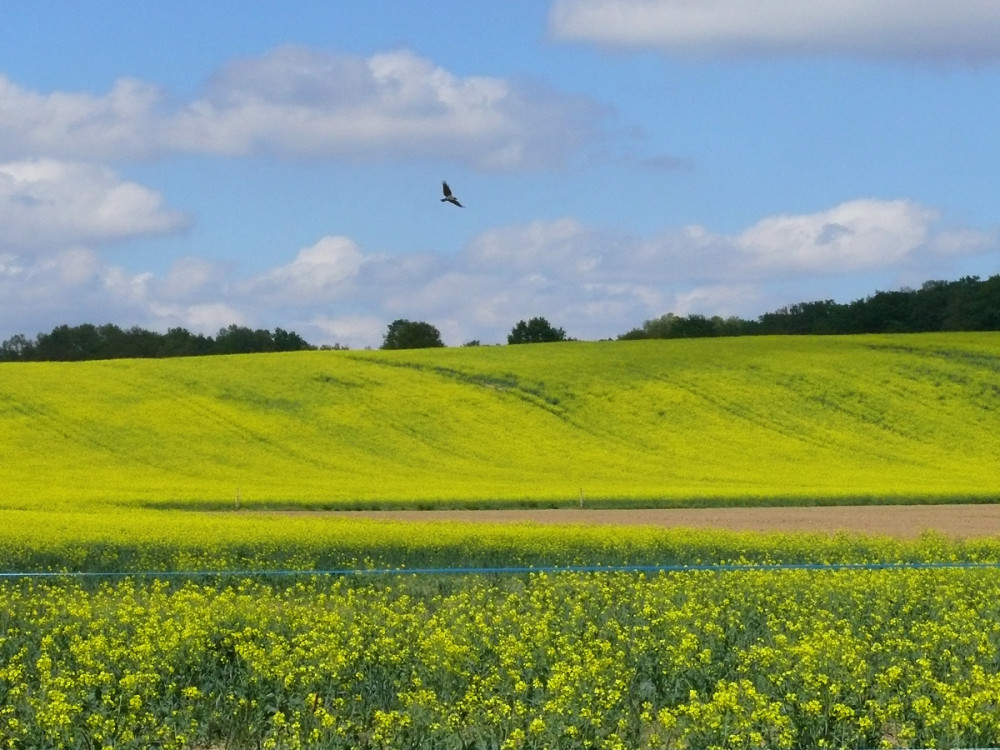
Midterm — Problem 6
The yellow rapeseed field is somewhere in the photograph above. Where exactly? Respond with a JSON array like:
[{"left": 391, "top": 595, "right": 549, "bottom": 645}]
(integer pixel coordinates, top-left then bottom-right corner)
[
  {"left": 4, "top": 333, "right": 1000, "bottom": 747},
  {"left": 4, "top": 507, "right": 999, "bottom": 573},
  {"left": 3, "top": 567, "right": 1000, "bottom": 749},
  {"left": 1, "top": 332, "right": 999, "bottom": 510}
]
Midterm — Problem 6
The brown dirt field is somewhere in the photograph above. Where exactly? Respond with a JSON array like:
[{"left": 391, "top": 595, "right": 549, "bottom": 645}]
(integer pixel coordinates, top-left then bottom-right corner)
[{"left": 316, "top": 505, "right": 1000, "bottom": 539}]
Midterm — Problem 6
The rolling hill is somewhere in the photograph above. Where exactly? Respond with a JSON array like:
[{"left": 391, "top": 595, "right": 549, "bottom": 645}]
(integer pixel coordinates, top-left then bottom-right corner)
[{"left": 2, "top": 333, "right": 998, "bottom": 510}]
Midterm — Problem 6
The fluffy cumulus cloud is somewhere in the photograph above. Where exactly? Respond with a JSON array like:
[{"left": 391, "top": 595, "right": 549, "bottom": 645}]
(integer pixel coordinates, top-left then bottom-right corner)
[
  {"left": 0, "top": 45, "right": 611, "bottom": 344},
  {"left": 0, "top": 47, "right": 601, "bottom": 170},
  {"left": 308, "top": 314, "right": 387, "bottom": 347},
  {"left": 0, "top": 248, "right": 120, "bottom": 335},
  {"left": 466, "top": 217, "right": 613, "bottom": 274},
  {"left": 735, "top": 199, "right": 939, "bottom": 273},
  {"left": 0, "top": 159, "right": 188, "bottom": 251},
  {"left": 0, "top": 248, "right": 247, "bottom": 338},
  {"left": 239, "top": 236, "right": 369, "bottom": 305},
  {"left": 2, "top": 198, "right": 994, "bottom": 348},
  {"left": 230, "top": 199, "right": 997, "bottom": 343},
  {"left": 148, "top": 302, "right": 251, "bottom": 333},
  {"left": 549, "top": 0, "right": 1000, "bottom": 61},
  {"left": 174, "top": 47, "right": 601, "bottom": 170},
  {"left": 0, "top": 75, "right": 163, "bottom": 161}
]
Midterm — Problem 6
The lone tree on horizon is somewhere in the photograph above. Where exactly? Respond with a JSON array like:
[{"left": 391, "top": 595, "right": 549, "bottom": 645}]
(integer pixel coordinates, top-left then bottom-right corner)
[
  {"left": 381, "top": 319, "right": 445, "bottom": 350},
  {"left": 508, "top": 317, "right": 567, "bottom": 344}
]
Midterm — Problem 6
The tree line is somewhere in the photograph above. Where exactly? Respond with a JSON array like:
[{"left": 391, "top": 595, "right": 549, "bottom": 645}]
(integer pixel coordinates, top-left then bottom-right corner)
[
  {"left": 0, "top": 323, "right": 313, "bottom": 362},
  {"left": 620, "top": 275, "right": 1000, "bottom": 340},
  {"left": 2, "top": 274, "right": 997, "bottom": 360}
]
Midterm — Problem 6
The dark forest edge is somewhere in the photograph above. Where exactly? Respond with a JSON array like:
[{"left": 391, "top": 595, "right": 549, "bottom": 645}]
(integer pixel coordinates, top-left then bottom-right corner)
[
  {"left": 0, "top": 323, "right": 317, "bottom": 362},
  {"left": 2, "top": 274, "right": 998, "bottom": 361},
  {"left": 619, "top": 275, "right": 1000, "bottom": 340}
]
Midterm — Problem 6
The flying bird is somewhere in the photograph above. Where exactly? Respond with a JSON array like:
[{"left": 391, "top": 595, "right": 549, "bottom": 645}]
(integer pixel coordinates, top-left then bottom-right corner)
[{"left": 441, "top": 181, "right": 463, "bottom": 207}]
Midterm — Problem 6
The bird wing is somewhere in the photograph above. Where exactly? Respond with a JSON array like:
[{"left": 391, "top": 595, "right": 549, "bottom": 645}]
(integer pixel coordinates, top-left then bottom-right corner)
[{"left": 442, "top": 181, "right": 452, "bottom": 197}]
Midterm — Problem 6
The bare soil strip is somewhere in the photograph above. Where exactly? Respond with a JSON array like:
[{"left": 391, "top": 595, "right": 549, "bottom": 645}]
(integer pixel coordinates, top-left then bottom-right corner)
[{"left": 314, "top": 505, "right": 1000, "bottom": 539}]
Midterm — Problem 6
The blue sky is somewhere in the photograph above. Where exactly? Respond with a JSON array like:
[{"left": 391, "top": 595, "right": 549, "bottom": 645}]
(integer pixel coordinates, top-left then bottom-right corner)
[{"left": 2, "top": 1, "right": 998, "bottom": 347}]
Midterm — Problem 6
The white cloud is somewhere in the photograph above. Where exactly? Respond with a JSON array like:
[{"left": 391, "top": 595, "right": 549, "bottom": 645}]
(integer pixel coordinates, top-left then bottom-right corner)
[
  {"left": 0, "top": 247, "right": 101, "bottom": 292},
  {"left": 0, "top": 47, "right": 602, "bottom": 170},
  {"left": 240, "top": 236, "right": 369, "bottom": 305},
  {"left": 1, "top": 198, "right": 994, "bottom": 347},
  {"left": 549, "top": 0, "right": 1000, "bottom": 62},
  {"left": 923, "top": 227, "right": 999, "bottom": 257},
  {"left": 0, "top": 248, "right": 105, "bottom": 334},
  {"left": 466, "top": 217, "right": 610, "bottom": 274},
  {"left": 175, "top": 46, "right": 603, "bottom": 169},
  {"left": 0, "top": 159, "right": 188, "bottom": 251},
  {"left": 0, "top": 75, "right": 163, "bottom": 160},
  {"left": 102, "top": 266, "right": 154, "bottom": 305},
  {"left": 735, "top": 199, "right": 939, "bottom": 272},
  {"left": 149, "top": 302, "right": 250, "bottom": 333},
  {"left": 156, "top": 257, "right": 225, "bottom": 300},
  {"left": 670, "top": 285, "right": 764, "bottom": 317},
  {"left": 308, "top": 314, "right": 388, "bottom": 349},
  {"left": 628, "top": 198, "right": 995, "bottom": 284}
]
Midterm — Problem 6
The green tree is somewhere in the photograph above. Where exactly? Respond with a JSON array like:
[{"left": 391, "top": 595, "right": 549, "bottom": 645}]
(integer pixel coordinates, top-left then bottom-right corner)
[
  {"left": 618, "top": 313, "right": 676, "bottom": 340},
  {"left": 381, "top": 319, "right": 445, "bottom": 350},
  {"left": 33, "top": 323, "right": 98, "bottom": 360},
  {"left": 272, "top": 327, "right": 314, "bottom": 352},
  {"left": 0, "top": 322, "right": 314, "bottom": 360},
  {"left": 161, "top": 327, "right": 213, "bottom": 357},
  {"left": 0, "top": 334, "right": 33, "bottom": 361},
  {"left": 213, "top": 325, "right": 269, "bottom": 354},
  {"left": 508, "top": 317, "right": 567, "bottom": 344}
]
